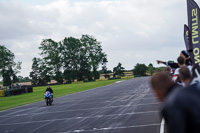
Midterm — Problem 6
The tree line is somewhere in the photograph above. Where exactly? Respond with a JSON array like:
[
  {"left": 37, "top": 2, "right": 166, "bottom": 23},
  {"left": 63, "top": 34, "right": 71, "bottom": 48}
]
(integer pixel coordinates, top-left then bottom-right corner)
[
  {"left": 0, "top": 34, "right": 157, "bottom": 86},
  {"left": 0, "top": 45, "right": 21, "bottom": 86},
  {"left": 29, "top": 35, "right": 109, "bottom": 85}
]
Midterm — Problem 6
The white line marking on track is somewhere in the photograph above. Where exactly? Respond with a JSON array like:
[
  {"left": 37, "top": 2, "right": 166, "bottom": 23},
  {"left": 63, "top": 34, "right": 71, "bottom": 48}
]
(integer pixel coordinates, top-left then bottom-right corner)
[
  {"left": 4, "top": 130, "right": 14, "bottom": 132},
  {"left": 74, "top": 129, "right": 84, "bottom": 132},
  {"left": 160, "top": 118, "right": 165, "bottom": 133},
  {"left": 0, "top": 107, "right": 35, "bottom": 116},
  {"left": 0, "top": 111, "right": 159, "bottom": 126},
  {"left": 54, "top": 92, "right": 155, "bottom": 101},
  {"left": 51, "top": 96, "right": 158, "bottom": 108},
  {"left": 72, "top": 123, "right": 161, "bottom": 132},
  {"left": 115, "top": 81, "right": 123, "bottom": 84},
  {"left": 0, "top": 102, "right": 160, "bottom": 118},
  {"left": 27, "top": 121, "right": 54, "bottom": 133},
  {"left": 54, "top": 80, "right": 131, "bottom": 99}
]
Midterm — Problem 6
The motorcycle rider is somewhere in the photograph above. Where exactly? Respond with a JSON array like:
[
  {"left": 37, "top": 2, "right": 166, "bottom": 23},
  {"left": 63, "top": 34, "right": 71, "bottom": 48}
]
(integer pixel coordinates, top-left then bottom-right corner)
[{"left": 45, "top": 85, "right": 53, "bottom": 101}]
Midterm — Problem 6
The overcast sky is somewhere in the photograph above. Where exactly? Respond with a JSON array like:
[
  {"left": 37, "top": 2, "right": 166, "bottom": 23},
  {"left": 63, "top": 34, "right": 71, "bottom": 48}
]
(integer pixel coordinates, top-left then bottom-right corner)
[{"left": 0, "top": 0, "right": 195, "bottom": 77}]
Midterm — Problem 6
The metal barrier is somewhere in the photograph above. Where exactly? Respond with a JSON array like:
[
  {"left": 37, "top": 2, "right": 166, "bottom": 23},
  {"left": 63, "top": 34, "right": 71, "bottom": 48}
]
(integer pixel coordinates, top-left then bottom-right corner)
[{"left": 0, "top": 90, "right": 5, "bottom": 97}]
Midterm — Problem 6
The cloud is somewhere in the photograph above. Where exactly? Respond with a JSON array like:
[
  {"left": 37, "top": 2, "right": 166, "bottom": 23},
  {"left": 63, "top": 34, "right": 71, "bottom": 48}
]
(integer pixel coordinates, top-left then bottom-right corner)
[{"left": 0, "top": 0, "right": 189, "bottom": 76}]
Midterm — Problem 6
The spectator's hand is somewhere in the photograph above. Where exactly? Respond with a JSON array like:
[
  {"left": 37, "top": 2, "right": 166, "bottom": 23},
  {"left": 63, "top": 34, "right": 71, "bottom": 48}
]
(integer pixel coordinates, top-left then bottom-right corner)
[{"left": 156, "top": 60, "right": 164, "bottom": 64}]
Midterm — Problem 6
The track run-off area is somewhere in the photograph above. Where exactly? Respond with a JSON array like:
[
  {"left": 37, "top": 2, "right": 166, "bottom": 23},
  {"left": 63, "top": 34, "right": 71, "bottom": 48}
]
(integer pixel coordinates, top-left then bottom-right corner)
[{"left": 0, "top": 77, "right": 162, "bottom": 133}]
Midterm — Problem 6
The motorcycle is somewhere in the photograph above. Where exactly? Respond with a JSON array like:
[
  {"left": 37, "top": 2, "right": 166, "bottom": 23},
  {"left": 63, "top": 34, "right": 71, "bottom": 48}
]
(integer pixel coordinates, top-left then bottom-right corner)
[{"left": 44, "top": 91, "right": 53, "bottom": 106}]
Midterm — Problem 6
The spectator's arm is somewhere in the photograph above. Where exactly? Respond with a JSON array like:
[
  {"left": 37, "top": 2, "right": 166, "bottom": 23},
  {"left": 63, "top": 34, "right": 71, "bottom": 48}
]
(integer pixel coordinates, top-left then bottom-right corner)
[{"left": 156, "top": 60, "right": 166, "bottom": 64}]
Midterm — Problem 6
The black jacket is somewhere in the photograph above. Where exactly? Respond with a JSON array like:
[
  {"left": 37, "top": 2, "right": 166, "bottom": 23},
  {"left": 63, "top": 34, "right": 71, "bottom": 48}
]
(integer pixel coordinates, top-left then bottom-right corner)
[
  {"left": 164, "top": 58, "right": 192, "bottom": 69},
  {"left": 162, "top": 83, "right": 200, "bottom": 133},
  {"left": 45, "top": 87, "right": 53, "bottom": 93}
]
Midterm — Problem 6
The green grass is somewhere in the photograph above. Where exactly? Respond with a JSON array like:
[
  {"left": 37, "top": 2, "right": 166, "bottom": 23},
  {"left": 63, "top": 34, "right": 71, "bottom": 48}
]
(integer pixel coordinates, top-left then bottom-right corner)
[{"left": 0, "top": 77, "right": 133, "bottom": 111}]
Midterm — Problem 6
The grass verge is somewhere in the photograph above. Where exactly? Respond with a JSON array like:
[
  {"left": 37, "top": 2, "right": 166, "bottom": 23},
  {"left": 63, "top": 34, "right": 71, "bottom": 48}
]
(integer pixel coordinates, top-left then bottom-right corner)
[{"left": 0, "top": 77, "right": 133, "bottom": 111}]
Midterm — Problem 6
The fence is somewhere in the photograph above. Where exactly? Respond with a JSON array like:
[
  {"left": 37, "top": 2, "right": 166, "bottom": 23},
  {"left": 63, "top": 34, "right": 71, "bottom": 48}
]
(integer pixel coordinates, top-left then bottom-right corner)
[{"left": 0, "top": 85, "right": 33, "bottom": 97}]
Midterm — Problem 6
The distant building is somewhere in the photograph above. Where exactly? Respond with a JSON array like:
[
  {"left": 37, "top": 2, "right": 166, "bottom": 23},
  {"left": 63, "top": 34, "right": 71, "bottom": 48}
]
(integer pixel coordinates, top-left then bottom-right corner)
[
  {"left": 124, "top": 71, "right": 133, "bottom": 77},
  {"left": 100, "top": 71, "right": 133, "bottom": 79}
]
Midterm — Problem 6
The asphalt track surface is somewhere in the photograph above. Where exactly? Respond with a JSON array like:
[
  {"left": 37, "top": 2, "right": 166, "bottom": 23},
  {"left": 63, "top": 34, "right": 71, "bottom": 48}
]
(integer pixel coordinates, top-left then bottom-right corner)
[{"left": 0, "top": 77, "right": 162, "bottom": 133}]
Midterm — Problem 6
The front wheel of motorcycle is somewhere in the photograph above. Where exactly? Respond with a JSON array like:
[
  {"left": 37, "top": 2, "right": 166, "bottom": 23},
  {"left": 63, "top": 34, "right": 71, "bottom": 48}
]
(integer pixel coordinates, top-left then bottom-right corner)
[{"left": 46, "top": 99, "right": 49, "bottom": 106}]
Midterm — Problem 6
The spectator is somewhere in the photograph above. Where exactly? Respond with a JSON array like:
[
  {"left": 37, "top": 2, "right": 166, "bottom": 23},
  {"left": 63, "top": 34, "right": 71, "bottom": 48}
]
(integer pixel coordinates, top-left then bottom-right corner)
[
  {"left": 191, "top": 63, "right": 200, "bottom": 85},
  {"left": 164, "top": 67, "right": 172, "bottom": 75},
  {"left": 180, "top": 50, "right": 192, "bottom": 65},
  {"left": 151, "top": 71, "right": 200, "bottom": 133},
  {"left": 165, "top": 67, "right": 171, "bottom": 73},
  {"left": 179, "top": 66, "right": 192, "bottom": 86},
  {"left": 172, "top": 56, "right": 185, "bottom": 84},
  {"left": 157, "top": 50, "right": 192, "bottom": 69},
  {"left": 150, "top": 71, "right": 175, "bottom": 102}
]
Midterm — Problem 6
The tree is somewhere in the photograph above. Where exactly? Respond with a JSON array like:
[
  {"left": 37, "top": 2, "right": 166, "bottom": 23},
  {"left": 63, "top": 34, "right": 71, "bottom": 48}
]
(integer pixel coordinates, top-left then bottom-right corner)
[
  {"left": 30, "top": 57, "right": 51, "bottom": 85},
  {"left": 39, "top": 62, "right": 51, "bottom": 84},
  {"left": 0, "top": 45, "right": 21, "bottom": 86},
  {"left": 63, "top": 68, "right": 77, "bottom": 82},
  {"left": 12, "top": 73, "right": 19, "bottom": 83},
  {"left": 61, "top": 37, "right": 82, "bottom": 81},
  {"left": 79, "top": 58, "right": 92, "bottom": 80},
  {"left": 37, "top": 35, "right": 107, "bottom": 82},
  {"left": 2, "top": 65, "right": 20, "bottom": 86},
  {"left": 18, "top": 75, "right": 23, "bottom": 81},
  {"left": 2, "top": 69, "right": 12, "bottom": 86},
  {"left": 23, "top": 77, "right": 30, "bottom": 82},
  {"left": 39, "top": 39, "right": 62, "bottom": 83},
  {"left": 133, "top": 63, "right": 148, "bottom": 76},
  {"left": 80, "top": 35, "right": 107, "bottom": 79},
  {"left": 101, "top": 58, "right": 110, "bottom": 78},
  {"left": 147, "top": 63, "right": 155, "bottom": 76},
  {"left": 18, "top": 76, "right": 31, "bottom": 82},
  {"left": 113, "top": 63, "right": 125, "bottom": 77},
  {"left": 30, "top": 58, "right": 41, "bottom": 85},
  {"left": 0, "top": 45, "right": 15, "bottom": 71},
  {"left": 11, "top": 62, "right": 21, "bottom": 83},
  {"left": 102, "top": 58, "right": 108, "bottom": 74},
  {"left": 54, "top": 71, "right": 63, "bottom": 83}
]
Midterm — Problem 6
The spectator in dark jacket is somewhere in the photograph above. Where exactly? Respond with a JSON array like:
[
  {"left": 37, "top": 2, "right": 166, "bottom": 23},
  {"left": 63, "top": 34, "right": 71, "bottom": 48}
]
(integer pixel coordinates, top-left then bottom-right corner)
[
  {"left": 157, "top": 50, "right": 192, "bottom": 69},
  {"left": 172, "top": 56, "right": 185, "bottom": 85},
  {"left": 151, "top": 71, "right": 200, "bottom": 133}
]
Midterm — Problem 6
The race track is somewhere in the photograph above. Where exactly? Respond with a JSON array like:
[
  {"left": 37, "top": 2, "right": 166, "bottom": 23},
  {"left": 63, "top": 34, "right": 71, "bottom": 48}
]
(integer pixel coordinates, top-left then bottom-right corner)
[{"left": 0, "top": 77, "right": 162, "bottom": 133}]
